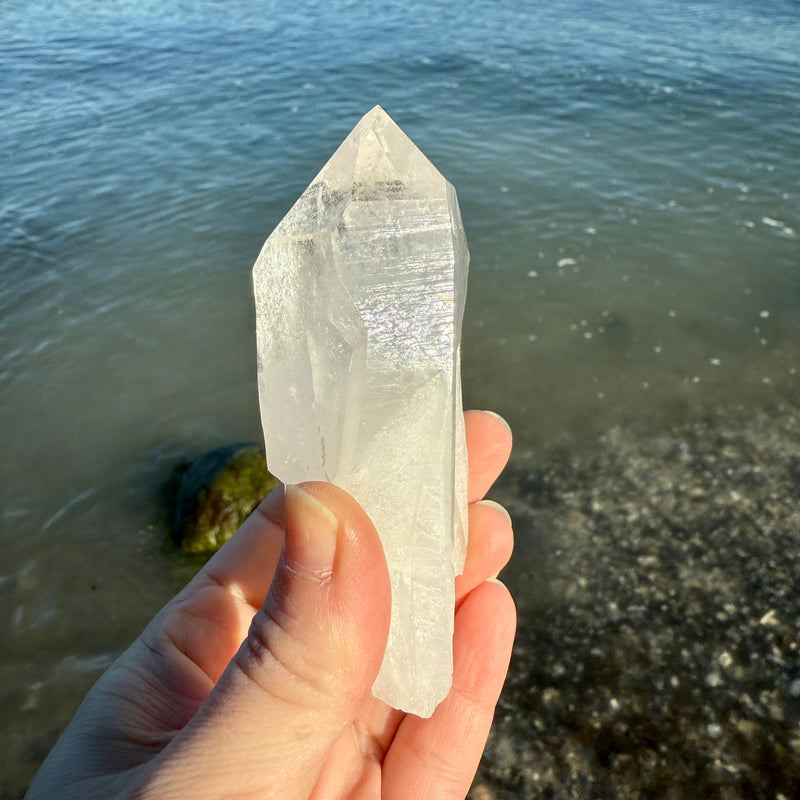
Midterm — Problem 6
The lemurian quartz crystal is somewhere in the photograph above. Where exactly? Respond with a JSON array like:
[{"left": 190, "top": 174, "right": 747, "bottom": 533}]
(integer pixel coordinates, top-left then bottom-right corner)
[{"left": 252, "top": 106, "right": 468, "bottom": 717}]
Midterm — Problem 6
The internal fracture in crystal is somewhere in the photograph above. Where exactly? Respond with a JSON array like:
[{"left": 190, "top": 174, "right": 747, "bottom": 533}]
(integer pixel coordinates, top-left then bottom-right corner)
[{"left": 252, "top": 106, "right": 469, "bottom": 717}]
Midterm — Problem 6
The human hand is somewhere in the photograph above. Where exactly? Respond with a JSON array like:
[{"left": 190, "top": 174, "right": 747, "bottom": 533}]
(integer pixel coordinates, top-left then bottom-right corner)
[{"left": 26, "top": 410, "right": 515, "bottom": 800}]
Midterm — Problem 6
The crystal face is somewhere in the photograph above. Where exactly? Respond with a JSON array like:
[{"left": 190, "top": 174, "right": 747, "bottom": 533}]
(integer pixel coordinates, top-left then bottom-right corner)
[{"left": 252, "top": 106, "right": 468, "bottom": 717}]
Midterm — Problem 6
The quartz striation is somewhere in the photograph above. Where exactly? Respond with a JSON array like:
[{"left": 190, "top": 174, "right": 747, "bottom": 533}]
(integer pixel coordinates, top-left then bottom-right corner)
[{"left": 252, "top": 106, "right": 469, "bottom": 717}]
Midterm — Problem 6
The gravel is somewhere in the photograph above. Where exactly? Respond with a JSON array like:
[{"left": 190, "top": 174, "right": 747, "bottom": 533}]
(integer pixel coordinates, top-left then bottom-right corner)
[{"left": 471, "top": 402, "right": 800, "bottom": 800}]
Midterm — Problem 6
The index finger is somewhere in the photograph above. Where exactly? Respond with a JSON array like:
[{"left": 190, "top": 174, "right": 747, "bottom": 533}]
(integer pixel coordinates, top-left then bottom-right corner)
[{"left": 465, "top": 409, "right": 513, "bottom": 503}]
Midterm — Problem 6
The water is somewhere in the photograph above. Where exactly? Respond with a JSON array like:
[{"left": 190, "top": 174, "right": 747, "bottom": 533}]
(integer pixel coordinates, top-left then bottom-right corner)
[{"left": 1, "top": 0, "right": 799, "bottom": 791}]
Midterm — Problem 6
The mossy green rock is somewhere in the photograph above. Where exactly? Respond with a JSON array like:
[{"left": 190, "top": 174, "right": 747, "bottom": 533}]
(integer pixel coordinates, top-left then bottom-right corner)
[{"left": 174, "top": 443, "right": 280, "bottom": 554}]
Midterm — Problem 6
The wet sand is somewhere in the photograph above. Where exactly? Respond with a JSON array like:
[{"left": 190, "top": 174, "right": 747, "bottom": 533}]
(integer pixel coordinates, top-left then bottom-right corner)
[{"left": 472, "top": 402, "right": 800, "bottom": 799}]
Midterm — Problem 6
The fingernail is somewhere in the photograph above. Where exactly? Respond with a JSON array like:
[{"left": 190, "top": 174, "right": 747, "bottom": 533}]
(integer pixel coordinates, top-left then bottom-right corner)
[
  {"left": 476, "top": 498, "right": 512, "bottom": 525},
  {"left": 487, "top": 576, "right": 507, "bottom": 588},
  {"left": 482, "top": 409, "right": 512, "bottom": 435},
  {"left": 284, "top": 485, "right": 338, "bottom": 576}
]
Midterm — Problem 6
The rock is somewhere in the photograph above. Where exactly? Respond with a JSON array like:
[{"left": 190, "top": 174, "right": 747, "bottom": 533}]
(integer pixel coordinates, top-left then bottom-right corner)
[{"left": 173, "top": 443, "right": 279, "bottom": 554}]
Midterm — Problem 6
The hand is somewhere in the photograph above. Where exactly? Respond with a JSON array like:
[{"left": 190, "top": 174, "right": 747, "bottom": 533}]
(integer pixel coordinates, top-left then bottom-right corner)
[{"left": 27, "top": 410, "right": 515, "bottom": 800}]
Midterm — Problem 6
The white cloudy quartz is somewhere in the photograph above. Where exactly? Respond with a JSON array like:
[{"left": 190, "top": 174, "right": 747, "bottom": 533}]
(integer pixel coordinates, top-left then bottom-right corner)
[{"left": 252, "top": 106, "right": 468, "bottom": 717}]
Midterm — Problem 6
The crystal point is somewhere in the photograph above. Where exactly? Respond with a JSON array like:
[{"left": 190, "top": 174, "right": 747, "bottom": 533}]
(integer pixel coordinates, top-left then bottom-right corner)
[{"left": 253, "top": 106, "right": 469, "bottom": 717}]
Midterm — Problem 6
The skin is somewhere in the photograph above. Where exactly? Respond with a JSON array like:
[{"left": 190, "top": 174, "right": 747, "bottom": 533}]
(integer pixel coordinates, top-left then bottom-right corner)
[{"left": 26, "top": 409, "right": 515, "bottom": 800}]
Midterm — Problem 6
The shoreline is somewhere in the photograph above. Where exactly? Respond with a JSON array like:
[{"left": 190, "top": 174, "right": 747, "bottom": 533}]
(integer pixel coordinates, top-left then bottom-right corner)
[{"left": 473, "top": 401, "right": 800, "bottom": 799}]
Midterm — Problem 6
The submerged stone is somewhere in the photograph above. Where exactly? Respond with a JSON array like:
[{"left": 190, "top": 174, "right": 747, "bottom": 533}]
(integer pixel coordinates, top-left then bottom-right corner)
[
  {"left": 174, "top": 443, "right": 279, "bottom": 554},
  {"left": 252, "top": 106, "right": 469, "bottom": 717}
]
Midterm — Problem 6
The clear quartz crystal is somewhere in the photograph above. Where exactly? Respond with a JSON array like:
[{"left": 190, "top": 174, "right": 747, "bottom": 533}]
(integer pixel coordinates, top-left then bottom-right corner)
[{"left": 252, "top": 106, "right": 468, "bottom": 717}]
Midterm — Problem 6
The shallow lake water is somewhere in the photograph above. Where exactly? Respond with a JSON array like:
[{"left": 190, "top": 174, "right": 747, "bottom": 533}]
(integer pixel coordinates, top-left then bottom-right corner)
[{"left": 1, "top": 0, "right": 798, "bottom": 792}]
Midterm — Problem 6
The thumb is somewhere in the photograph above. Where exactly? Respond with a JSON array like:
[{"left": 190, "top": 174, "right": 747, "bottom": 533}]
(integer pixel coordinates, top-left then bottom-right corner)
[{"left": 144, "top": 482, "right": 391, "bottom": 799}]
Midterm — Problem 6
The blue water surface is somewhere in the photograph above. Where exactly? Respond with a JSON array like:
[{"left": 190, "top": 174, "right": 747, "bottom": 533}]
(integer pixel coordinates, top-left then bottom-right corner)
[{"left": 1, "top": 0, "right": 799, "bottom": 791}]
